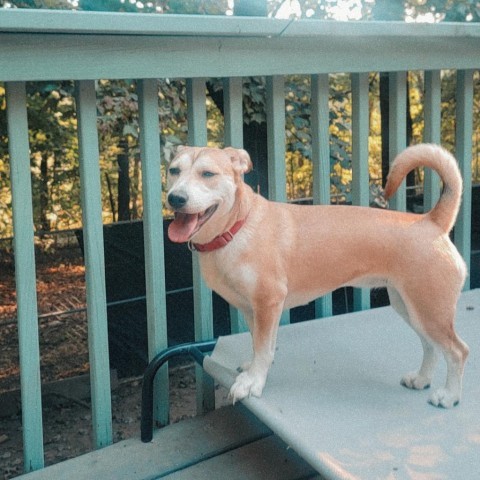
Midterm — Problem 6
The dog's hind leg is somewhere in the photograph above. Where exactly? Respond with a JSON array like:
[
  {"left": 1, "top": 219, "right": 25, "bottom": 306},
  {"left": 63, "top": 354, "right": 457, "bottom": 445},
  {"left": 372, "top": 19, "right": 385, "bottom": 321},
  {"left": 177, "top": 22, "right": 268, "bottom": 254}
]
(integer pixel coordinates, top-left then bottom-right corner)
[
  {"left": 392, "top": 285, "right": 469, "bottom": 407},
  {"left": 387, "top": 286, "right": 438, "bottom": 391},
  {"left": 425, "top": 319, "right": 469, "bottom": 408}
]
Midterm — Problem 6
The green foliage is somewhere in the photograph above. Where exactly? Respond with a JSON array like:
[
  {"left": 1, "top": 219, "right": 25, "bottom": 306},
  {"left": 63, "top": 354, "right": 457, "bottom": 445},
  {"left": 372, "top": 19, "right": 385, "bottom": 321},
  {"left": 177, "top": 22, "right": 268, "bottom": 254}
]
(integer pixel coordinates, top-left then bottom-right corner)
[
  {"left": 0, "top": 85, "right": 10, "bottom": 235},
  {"left": 165, "top": 0, "right": 228, "bottom": 14},
  {"left": 243, "top": 77, "right": 268, "bottom": 125},
  {"left": 283, "top": 74, "right": 354, "bottom": 202},
  {"left": 1, "top": 0, "right": 229, "bottom": 13},
  {"left": 408, "top": 0, "right": 480, "bottom": 22},
  {"left": 27, "top": 83, "right": 79, "bottom": 232},
  {"left": 286, "top": 151, "right": 313, "bottom": 199},
  {"left": 79, "top": 0, "right": 142, "bottom": 12},
  {"left": 0, "top": 82, "right": 81, "bottom": 236},
  {"left": 0, "top": 0, "right": 72, "bottom": 8}
]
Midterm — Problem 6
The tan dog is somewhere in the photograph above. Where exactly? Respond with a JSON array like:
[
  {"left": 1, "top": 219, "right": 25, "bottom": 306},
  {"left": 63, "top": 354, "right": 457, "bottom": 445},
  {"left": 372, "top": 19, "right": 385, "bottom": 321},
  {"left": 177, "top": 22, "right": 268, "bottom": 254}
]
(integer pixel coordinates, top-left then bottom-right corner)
[{"left": 166, "top": 144, "right": 469, "bottom": 408}]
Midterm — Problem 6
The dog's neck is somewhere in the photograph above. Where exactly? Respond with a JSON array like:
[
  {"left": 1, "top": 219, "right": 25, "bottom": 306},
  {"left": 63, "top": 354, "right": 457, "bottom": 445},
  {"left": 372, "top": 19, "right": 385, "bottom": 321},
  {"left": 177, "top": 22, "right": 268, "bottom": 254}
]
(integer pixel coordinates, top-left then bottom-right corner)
[
  {"left": 190, "top": 217, "right": 247, "bottom": 252},
  {"left": 190, "top": 183, "right": 253, "bottom": 252}
]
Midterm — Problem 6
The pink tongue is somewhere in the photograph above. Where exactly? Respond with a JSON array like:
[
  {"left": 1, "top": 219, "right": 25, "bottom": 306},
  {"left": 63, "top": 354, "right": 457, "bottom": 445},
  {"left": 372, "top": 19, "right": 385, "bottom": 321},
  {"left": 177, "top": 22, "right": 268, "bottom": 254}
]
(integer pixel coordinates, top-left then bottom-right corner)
[{"left": 168, "top": 213, "right": 199, "bottom": 243}]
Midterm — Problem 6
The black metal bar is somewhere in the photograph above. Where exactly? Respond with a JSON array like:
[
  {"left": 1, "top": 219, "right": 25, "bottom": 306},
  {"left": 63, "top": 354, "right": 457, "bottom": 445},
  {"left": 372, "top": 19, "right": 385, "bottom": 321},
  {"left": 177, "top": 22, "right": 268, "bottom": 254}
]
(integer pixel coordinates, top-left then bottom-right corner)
[{"left": 140, "top": 339, "right": 217, "bottom": 443}]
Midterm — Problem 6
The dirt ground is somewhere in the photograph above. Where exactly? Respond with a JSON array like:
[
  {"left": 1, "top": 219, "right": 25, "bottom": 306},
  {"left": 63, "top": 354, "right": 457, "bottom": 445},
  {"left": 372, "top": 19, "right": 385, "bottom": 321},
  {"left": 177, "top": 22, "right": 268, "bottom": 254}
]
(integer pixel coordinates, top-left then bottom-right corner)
[
  {"left": 0, "top": 365, "right": 204, "bottom": 480},
  {"left": 0, "top": 244, "right": 223, "bottom": 479}
]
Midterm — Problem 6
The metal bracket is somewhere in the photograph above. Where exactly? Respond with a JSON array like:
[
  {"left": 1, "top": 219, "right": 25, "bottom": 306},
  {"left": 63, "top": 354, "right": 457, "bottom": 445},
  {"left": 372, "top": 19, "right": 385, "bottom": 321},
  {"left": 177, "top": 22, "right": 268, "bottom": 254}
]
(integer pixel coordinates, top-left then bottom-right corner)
[{"left": 141, "top": 339, "right": 217, "bottom": 442}]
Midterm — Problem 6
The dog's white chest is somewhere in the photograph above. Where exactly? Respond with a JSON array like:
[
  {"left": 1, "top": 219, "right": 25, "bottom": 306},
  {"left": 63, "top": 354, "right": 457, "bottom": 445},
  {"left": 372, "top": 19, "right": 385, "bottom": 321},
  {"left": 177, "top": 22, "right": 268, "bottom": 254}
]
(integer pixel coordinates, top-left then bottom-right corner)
[{"left": 200, "top": 252, "right": 257, "bottom": 311}]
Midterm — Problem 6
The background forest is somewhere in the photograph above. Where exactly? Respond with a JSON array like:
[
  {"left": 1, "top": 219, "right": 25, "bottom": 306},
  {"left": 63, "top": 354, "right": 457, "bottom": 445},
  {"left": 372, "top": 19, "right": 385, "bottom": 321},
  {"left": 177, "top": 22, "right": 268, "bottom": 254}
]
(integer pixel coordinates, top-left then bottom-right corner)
[{"left": 0, "top": 0, "right": 479, "bottom": 242}]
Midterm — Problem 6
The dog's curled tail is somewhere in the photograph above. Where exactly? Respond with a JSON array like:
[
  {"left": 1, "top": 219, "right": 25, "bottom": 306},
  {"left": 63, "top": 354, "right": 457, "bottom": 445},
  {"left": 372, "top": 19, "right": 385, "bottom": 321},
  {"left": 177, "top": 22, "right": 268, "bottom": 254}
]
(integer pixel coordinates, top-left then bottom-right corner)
[{"left": 384, "top": 143, "right": 462, "bottom": 233}]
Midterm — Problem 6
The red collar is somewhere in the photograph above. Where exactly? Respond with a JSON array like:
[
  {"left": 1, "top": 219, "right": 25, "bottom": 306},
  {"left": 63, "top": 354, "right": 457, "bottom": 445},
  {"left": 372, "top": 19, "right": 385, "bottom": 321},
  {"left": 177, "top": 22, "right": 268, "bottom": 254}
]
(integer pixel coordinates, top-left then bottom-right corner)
[{"left": 190, "top": 218, "right": 246, "bottom": 252}]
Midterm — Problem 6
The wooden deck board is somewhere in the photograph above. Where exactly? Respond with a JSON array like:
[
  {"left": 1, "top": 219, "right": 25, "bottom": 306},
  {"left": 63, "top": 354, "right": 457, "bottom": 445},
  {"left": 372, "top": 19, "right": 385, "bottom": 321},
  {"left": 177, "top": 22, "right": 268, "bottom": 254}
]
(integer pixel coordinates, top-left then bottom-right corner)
[
  {"left": 21, "top": 405, "right": 320, "bottom": 480},
  {"left": 162, "top": 435, "right": 320, "bottom": 480}
]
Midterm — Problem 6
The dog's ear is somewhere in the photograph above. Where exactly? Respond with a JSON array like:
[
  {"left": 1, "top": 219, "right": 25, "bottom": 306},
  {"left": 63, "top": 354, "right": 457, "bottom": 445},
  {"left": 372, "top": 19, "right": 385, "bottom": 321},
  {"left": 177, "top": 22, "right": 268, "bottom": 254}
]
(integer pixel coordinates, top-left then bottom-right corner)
[
  {"left": 175, "top": 145, "right": 188, "bottom": 154},
  {"left": 167, "top": 145, "right": 188, "bottom": 163},
  {"left": 224, "top": 147, "right": 253, "bottom": 174}
]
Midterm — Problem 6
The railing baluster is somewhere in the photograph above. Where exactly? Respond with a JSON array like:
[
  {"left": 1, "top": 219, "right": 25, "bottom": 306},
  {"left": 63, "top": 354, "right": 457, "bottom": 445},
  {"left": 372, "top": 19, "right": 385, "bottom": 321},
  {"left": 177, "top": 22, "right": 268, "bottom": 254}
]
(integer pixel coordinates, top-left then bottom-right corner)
[
  {"left": 6, "top": 81, "right": 44, "bottom": 473},
  {"left": 311, "top": 74, "right": 333, "bottom": 318},
  {"left": 351, "top": 72, "right": 371, "bottom": 311},
  {"left": 186, "top": 77, "right": 215, "bottom": 413},
  {"left": 455, "top": 69, "right": 474, "bottom": 291},
  {"left": 74, "top": 80, "right": 113, "bottom": 448},
  {"left": 223, "top": 77, "right": 244, "bottom": 148},
  {"left": 423, "top": 70, "right": 442, "bottom": 211},
  {"left": 266, "top": 75, "right": 290, "bottom": 325},
  {"left": 138, "top": 78, "right": 169, "bottom": 425},
  {"left": 223, "top": 76, "right": 249, "bottom": 334},
  {"left": 388, "top": 71, "right": 407, "bottom": 211},
  {"left": 266, "top": 75, "right": 287, "bottom": 203}
]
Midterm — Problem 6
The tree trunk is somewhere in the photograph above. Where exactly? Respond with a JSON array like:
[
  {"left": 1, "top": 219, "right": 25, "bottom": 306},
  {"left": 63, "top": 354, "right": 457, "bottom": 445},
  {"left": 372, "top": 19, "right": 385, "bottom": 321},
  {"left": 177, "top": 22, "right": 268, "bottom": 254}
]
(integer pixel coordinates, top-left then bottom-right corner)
[
  {"left": 379, "top": 73, "right": 390, "bottom": 189},
  {"left": 117, "top": 139, "right": 130, "bottom": 221},
  {"left": 39, "top": 154, "right": 49, "bottom": 231}
]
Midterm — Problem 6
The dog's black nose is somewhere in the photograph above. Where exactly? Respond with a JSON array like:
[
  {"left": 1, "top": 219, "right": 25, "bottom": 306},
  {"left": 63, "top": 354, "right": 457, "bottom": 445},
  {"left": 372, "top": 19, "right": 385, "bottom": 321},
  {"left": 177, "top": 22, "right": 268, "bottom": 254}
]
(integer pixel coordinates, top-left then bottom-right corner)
[{"left": 168, "top": 192, "right": 188, "bottom": 209}]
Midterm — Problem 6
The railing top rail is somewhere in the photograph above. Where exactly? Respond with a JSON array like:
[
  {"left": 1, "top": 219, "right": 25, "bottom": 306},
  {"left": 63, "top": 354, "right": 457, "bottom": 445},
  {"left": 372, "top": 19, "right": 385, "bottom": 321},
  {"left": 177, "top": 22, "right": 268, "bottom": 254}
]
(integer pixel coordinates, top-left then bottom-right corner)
[
  {"left": 0, "top": 10, "right": 479, "bottom": 82},
  {"left": 0, "top": 9, "right": 289, "bottom": 37},
  {"left": 1, "top": 8, "right": 480, "bottom": 39}
]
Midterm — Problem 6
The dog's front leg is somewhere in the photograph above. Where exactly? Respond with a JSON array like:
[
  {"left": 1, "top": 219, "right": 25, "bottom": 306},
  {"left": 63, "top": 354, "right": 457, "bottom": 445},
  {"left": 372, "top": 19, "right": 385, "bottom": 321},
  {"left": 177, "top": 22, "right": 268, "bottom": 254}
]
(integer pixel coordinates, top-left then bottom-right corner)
[{"left": 229, "top": 300, "right": 283, "bottom": 403}]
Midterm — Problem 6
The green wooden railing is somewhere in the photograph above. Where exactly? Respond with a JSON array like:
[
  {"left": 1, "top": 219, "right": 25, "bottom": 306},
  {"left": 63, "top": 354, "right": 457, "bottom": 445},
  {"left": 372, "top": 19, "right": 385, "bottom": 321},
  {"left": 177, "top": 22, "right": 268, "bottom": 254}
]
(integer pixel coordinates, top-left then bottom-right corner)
[{"left": 0, "top": 9, "right": 479, "bottom": 474}]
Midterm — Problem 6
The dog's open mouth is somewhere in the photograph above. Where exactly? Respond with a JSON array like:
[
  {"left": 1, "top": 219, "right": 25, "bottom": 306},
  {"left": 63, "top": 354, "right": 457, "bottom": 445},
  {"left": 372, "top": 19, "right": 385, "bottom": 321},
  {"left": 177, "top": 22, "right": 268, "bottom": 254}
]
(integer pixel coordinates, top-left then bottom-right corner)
[{"left": 168, "top": 205, "right": 218, "bottom": 243}]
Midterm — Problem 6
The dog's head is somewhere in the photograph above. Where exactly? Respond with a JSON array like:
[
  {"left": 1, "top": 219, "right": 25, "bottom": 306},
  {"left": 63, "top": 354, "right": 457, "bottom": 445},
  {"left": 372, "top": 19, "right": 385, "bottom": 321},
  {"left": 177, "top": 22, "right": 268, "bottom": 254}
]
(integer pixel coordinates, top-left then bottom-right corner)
[{"left": 166, "top": 146, "right": 252, "bottom": 244}]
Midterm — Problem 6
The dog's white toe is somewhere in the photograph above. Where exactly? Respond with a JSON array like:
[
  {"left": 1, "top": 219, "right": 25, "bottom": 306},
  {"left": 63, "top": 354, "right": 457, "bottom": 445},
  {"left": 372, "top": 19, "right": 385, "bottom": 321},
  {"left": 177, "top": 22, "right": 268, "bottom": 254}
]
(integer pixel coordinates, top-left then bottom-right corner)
[
  {"left": 401, "top": 372, "right": 431, "bottom": 390},
  {"left": 229, "top": 371, "right": 266, "bottom": 404},
  {"left": 428, "top": 388, "right": 460, "bottom": 408}
]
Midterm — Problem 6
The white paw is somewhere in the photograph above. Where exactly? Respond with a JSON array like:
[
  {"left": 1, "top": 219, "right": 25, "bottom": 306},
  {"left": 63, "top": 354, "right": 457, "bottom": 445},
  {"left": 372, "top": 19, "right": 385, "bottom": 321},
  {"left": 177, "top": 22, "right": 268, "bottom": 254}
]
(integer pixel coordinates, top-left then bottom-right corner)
[
  {"left": 428, "top": 388, "right": 460, "bottom": 408},
  {"left": 401, "top": 372, "right": 431, "bottom": 390},
  {"left": 229, "top": 370, "right": 266, "bottom": 404}
]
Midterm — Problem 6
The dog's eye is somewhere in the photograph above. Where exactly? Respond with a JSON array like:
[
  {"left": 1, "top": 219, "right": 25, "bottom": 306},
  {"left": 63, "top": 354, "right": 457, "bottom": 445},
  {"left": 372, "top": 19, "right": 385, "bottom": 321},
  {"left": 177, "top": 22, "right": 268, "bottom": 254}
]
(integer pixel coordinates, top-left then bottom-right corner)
[
  {"left": 169, "top": 167, "right": 180, "bottom": 176},
  {"left": 202, "top": 171, "right": 216, "bottom": 178}
]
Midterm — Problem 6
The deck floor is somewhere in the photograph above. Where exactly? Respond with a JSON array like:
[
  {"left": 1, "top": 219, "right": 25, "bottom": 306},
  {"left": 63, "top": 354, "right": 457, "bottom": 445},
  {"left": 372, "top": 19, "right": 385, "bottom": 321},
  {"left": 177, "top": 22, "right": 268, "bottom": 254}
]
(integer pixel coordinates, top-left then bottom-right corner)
[{"left": 21, "top": 404, "right": 321, "bottom": 480}]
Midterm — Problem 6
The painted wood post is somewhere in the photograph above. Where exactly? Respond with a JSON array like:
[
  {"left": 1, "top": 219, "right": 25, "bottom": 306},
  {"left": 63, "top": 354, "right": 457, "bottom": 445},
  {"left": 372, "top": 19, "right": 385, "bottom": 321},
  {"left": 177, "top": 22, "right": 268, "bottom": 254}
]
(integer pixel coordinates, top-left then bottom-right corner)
[
  {"left": 351, "top": 73, "right": 371, "bottom": 311},
  {"left": 186, "top": 78, "right": 215, "bottom": 413},
  {"left": 311, "top": 74, "right": 333, "bottom": 318},
  {"left": 455, "top": 70, "right": 474, "bottom": 291},
  {"left": 423, "top": 70, "right": 441, "bottom": 211},
  {"left": 223, "top": 77, "right": 244, "bottom": 149},
  {"left": 266, "top": 75, "right": 287, "bottom": 204},
  {"left": 75, "top": 80, "right": 113, "bottom": 449},
  {"left": 388, "top": 72, "right": 407, "bottom": 212},
  {"left": 223, "top": 76, "right": 249, "bottom": 334},
  {"left": 137, "top": 78, "right": 169, "bottom": 426},
  {"left": 6, "top": 81, "right": 44, "bottom": 473},
  {"left": 266, "top": 75, "right": 290, "bottom": 325}
]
